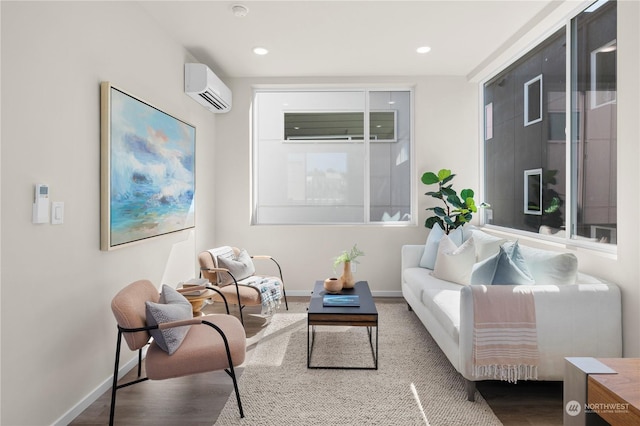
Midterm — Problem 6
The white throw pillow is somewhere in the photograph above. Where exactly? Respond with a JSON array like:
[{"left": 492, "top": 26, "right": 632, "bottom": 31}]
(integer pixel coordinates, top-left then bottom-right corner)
[
  {"left": 511, "top": 242, "right": 578, "bottom": 285},
  {"left": 433, "top": 235, "right": 476, "bottom": 285},
  {"left": 216, "top": 249, "right": 256, "bottom": 286},
  {"left": 471, "top": 229, "right": 507, "bottom": 262}
]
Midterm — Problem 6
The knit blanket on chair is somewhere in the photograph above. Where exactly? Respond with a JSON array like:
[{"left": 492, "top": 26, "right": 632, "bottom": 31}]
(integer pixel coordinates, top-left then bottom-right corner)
[
  {"left": 471, "top": 285, "right": 539, "bottom": 383},
  {"left": 238, "top": 275, "right": 282, "bottom": 315}
]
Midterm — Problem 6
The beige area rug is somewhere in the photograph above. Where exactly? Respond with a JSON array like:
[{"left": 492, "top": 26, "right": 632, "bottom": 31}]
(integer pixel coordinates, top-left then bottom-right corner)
[{"left": 215, "top": 303, "right": 502, "bottom": 426}]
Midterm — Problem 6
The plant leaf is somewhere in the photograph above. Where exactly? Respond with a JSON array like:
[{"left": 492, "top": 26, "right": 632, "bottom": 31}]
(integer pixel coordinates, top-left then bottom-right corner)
[
  {"left": 441, "top": 187, "right": 456, "bottom": 198},
  {"left": 443, "top": 216, "right": 455, "bottom": 226},
  {"left": 460, "top": 188, "right": 474, "bottom": 200},
  {"left": 421, "top": 172, "right": 440, "bottom": 185},
  {"left": 545, "top": 196, "right": 560, "bottom": 213},
  {"left": 441, "top": 174, "right": 455, "bottom": 185},
  {"left": 425, "top": 191, "right": 443, "bottom": 199},
  {"left": 437, "top": 169, "right": 452, "bottom": 181},
  {"left": 447, "top": 194, "right": 463, "bottom": 208},
  {"left": 433, "top": 206, "right": 446, "bottom": 217},
  {"left": 425, "top": 216, "right": 441, "bottom": 229},
  {"left": 466, "top": 198, "right": 477, "bottom": 212}
]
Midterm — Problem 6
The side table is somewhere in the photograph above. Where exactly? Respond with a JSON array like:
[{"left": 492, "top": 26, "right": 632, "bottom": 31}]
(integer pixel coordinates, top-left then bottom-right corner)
[{"left": 182, "top": 289, "right": 216, "bottom": 316}]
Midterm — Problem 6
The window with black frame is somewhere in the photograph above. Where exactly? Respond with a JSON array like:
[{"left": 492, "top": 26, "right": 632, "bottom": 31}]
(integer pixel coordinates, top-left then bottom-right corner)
[{"left": 482, "top": 0, "right": 616, "bottom": 245}]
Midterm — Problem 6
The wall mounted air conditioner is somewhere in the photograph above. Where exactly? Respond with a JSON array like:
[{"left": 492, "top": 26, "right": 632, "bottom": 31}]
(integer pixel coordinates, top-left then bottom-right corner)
[{"left": 184, "top": 63, "right": 232, "bottom": 113}]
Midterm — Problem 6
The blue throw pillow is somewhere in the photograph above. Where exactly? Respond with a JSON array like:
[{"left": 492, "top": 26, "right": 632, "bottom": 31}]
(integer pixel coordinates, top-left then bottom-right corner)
[
  {"left": 470, "top": 254, "right": 498, "bottom": 285},
  {"left": 492, "top": 243, "right": 534, "bottom": 285},
  {"left": 470, "top": 241, "right": 534, "bottom": 285}
]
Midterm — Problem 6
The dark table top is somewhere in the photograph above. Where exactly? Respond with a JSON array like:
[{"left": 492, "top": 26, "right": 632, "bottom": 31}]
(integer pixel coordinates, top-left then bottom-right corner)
[{"left": 308, "top": 280, "right": 377, "bottom": 315}]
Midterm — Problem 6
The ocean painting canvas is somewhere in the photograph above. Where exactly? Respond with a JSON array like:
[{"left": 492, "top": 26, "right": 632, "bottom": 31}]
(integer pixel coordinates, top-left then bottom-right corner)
[{"left": 101, "top": 83, "right": 195, "bottom": 250}]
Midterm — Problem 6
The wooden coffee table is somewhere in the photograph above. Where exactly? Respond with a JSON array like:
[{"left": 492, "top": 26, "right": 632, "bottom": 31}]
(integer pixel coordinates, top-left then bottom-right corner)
[{"left": 307, "top": 280, "right": 378, "bottom": 370}]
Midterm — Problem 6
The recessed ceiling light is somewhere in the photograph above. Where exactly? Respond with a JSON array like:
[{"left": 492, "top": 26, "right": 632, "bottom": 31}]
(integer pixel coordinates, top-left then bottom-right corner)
[
  {"left": 416, "top": 46, "right": 431, "bottom": 54},
  {"left": 253, "top": 47, "right": 269, "bottom": 56},
  {"left": 231, "top": 4, "right": 249, "bottom": 17}
]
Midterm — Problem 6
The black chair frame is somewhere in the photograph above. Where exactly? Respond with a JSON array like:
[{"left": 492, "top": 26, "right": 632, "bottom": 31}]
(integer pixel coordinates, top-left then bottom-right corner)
[
  {"left": 109, "top": 319, "right": 244, "bottom": 425},
  {"left": 200, "top": 254, "right": 289, "bottom": 325}
]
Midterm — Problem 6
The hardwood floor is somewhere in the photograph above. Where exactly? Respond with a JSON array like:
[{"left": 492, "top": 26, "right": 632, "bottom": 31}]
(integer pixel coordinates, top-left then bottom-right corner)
[{"left": 71, "top": 297, "right": 563, "bottom": 425}]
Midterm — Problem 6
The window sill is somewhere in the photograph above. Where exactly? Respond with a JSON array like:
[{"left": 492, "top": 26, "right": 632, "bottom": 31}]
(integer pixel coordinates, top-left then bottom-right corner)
[{"left": 481, "top": 224, "right": 618, "bottom": 260}]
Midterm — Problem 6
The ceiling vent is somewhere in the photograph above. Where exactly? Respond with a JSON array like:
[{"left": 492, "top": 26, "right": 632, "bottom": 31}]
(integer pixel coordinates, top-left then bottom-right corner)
[{"left": 184, "top": 63, "right": 232, "bottom": 113}]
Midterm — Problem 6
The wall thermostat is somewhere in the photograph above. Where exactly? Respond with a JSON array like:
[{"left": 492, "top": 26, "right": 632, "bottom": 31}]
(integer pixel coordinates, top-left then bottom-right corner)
[{"left": 32, "top": 184, "right": 49, "bottom": 224}]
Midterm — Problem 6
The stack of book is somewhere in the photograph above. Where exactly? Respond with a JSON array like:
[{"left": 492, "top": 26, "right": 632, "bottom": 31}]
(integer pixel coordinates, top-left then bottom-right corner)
[{"left": 177, "top": 278, "right": 209, "bottom": 296}]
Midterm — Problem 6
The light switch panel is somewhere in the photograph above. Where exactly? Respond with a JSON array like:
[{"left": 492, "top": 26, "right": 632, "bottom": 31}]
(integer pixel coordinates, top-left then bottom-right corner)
[{"left": 51, "top": 202, "right": 64, "bottom": 225}]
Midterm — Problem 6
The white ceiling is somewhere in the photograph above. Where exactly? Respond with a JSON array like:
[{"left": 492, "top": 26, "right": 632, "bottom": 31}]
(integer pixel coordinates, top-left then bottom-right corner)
[{"left": 139, "top": 0, "right": 561, "bottom": 79}]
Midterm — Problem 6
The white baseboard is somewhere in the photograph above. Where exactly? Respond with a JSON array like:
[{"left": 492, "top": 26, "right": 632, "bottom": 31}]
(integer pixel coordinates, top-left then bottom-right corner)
[{"left": 53, "top": 349, "right": 146, "bottom": 426}]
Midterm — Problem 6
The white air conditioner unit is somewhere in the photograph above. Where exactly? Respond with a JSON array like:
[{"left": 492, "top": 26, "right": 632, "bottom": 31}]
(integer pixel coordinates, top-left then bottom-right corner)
[{"left": 184, "top": 63, "right": 232, "bottom": 113}]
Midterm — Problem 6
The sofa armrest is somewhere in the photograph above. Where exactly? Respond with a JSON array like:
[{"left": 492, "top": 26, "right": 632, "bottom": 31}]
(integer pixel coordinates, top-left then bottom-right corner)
[
  {"left": 459, "top": 283, "right": 622, "bottom": 381},
  {"left": 401, "top": 245, "right": 425, "bottom": 270}
]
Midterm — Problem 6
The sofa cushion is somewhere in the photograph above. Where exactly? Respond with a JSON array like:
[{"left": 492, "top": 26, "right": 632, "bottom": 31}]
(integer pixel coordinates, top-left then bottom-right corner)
[
  {"left": 471, "top": 229, "right": 507, "bottom": 261},
  {"left": 403, "top": 267, "right": 432, "bottom": 301},
  {"left": 145, "top": 285, "right": 193, "bottom": 355},
  {"left": 433, "top": 235, "right": 475, "bottom": 285},
  {"left": 421, "top": 285, "right": 462, "bottom": 343},
  {"left": 510, "top": 242, "right": 578, "bottom": 285}
]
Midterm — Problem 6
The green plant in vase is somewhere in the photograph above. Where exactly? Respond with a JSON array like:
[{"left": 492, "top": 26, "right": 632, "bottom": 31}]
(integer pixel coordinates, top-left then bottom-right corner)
[{"left": 333, "top": 244, "right": 364, "bottom": 289}]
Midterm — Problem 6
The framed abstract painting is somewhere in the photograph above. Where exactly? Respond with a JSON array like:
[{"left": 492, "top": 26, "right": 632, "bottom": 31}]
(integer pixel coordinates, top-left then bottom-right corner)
[{"left": 100, "top": 82, "right": 195, "bottom": 250}]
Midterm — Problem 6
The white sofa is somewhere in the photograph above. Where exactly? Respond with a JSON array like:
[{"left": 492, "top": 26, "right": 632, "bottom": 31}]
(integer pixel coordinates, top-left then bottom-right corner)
[{"left": 401, "top": 239, "right": 622, "bottom": 401}]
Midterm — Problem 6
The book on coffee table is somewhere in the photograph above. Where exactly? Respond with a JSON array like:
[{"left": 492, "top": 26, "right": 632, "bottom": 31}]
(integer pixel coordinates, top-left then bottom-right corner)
[
  {"left": 177, "top": 278, "right": 209, "bottom": 296},
  {"left": 323, "top": 294, "right": 360, "bottom": 307}
]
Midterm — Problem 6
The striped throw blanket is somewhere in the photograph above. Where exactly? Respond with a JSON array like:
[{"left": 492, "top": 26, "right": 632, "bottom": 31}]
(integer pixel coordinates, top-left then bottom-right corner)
[
  {"left": 207, "top": 247, "right": 282, "bottom": 315},
  {"left": 471, "top": 285, "right": 539, "bottom": 383},
  {"left": 238, "top": 275, "right": 282, "bottom": 315}
]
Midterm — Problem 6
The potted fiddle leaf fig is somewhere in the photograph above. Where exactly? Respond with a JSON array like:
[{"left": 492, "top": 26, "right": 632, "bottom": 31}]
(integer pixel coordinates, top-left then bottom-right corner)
[{"left": 421, "top": 169, "right": 481, "bottom": 234}]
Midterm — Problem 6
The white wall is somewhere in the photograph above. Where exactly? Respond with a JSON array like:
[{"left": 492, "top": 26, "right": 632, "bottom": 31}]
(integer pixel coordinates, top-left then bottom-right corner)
[
  {"left": 0, "top": 2, "right": 217, "bottom": 424},
  {"left": 613, "top": 0, "right": 640, "bottom": 357},
  {"left": 212, "top": 76, "right": 479, "bottom": 293}
]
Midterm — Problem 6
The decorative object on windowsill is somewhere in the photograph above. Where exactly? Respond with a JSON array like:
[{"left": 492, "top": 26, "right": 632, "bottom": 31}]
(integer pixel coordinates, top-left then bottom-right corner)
[
  {"left": 421, "top": 169, "right": 488, "bottom": 234},
  {"left": 333, "top": 244, "right": 365, "bottom": 289},
  {"left": 323, "top": 277, "right": 343, "bottom": 294}
]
